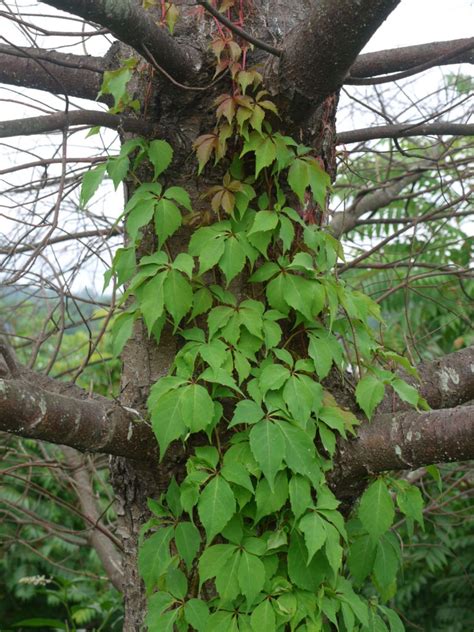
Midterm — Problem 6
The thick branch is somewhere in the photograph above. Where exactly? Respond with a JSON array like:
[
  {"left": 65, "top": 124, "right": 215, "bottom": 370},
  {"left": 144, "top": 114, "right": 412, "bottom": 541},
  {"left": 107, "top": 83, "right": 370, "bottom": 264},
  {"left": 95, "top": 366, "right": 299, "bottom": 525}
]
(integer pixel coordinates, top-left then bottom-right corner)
[
  {"left": 278, "top": 0, "right": 400, "bottom": 122},
  {"left": 337, "top": 122, "right": 474, "bottom": 144},
  {"left": 0, "top": 377, "right": 155, "bottom": 461},
  {"left": 335, "top": 405, "right": 474, "bottom": 498},
  {"left": 349, "top": 38, "right": 474, "bottom": 80},
  {"left": 41, "top": 0, "right": 199, "bottom": 83},
  {"left": 377, "top": 346, "right": 474, "bottom": 415},
  {"left": 62, "top": 446, "right": 124, "bottom": 591},
  {"left": 0, "top": 110, "right": 152, "bottom": 138},
  {"left": 0, "top": 45, "right": 104, "bottom": 101}
]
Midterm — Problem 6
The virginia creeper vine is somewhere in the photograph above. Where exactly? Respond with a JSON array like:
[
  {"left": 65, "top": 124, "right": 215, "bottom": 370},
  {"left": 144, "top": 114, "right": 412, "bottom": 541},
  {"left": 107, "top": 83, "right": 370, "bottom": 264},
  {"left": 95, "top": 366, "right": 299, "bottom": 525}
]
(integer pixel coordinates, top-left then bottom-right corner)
[{"left": 81, "top": 3, "right": 428, "bottom": 630}]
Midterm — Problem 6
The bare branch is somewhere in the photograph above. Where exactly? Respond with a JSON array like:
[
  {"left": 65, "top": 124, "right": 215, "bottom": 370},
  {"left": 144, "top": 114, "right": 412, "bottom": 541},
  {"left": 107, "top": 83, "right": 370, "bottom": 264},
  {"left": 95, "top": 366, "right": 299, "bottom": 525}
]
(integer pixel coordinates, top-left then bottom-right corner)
[
  {"left": 40, "top": 0, "right": 199, "bottom": 83},
  {"left": 348, "top": 37, "right": 474, "bottom": 81},
  {"left": 337, "top": 122, "right": 474, "bottom": 145},
  {"left": 330, "top": 158, "right": 435, "bottom": 237},
  {"left": 62, "top": 446, "right": 124, "bottom": 591},
  {"left": 0, "top": 44, "right": 105, "bottom": 101},
  {"left": 278, "top": 0, "right": 400, "bottom": 122},
  {"left": 0, "top": 110, "right": 152, "bottom": 138},
  {"left": 0, "top": 377, "right": 155, "bottom": 461}
]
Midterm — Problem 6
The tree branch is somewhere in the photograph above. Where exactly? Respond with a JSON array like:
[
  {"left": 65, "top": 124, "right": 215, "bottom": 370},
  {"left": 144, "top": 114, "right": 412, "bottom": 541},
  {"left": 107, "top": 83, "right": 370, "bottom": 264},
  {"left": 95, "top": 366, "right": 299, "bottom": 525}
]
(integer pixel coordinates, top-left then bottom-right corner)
[
  {"left": 0, "top": 44, "right": 105, "bottom": 102},
  {"left": 337, "top": 122, "right": 474, "bottom": 144},
  {"left": 335, "top": 405, "right": 474, "bottom": 498},
  {"left": 376, "top": 346, "right": 474, "bottom": 415},
  {"left": 40, "top": 0, "right": 199, "bottom": 83},
  {"left": 62, "top": 446, "right": 124, "bottom": 591},
  {"left": 0, "top": 377, "right": 155, "bottom": 461},
  {"left": 348, "top": 37, "right": 474, "bottom": 81},
  {"left": 0, "top": 110, "right": 152, "bottom": 138},
  {"left": 329, "top": 158, "right": 436, "bottom": 237},
  {"left": 277, "top": 0, "right": 400, "bottom": 122}
]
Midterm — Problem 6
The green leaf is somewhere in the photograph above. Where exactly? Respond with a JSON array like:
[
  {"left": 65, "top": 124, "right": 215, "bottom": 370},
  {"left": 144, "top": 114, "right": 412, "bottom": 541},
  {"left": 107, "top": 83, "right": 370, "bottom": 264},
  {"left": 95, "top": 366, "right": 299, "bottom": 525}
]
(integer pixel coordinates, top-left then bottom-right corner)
[
  {"left": 154, "top": 198, "right": 182, "bottom": 246},
  {"left": 238, "top": 550, "right": 266, "bottom": 606},
  {"left": 80, "top": 163, "right": 107, "bottom": 206},
  {"left": 148, "top": 139, "right": 173, "bottom": 179},
  {"left": 221, "top": 461, "right": 254, "bottom": 493},
  {"left": 181, "top": 384, "right": 215, "bottom": 432},
  {"left": 289, "top": 475, "right": 312, "bottom": 519},
  {"left": 396, "top": 484, "right": 424, "bottom": 528},
  {"left": 391, "top": 378, "right": 420, "bottom": 407},
  {"left": 107, "top": 154, "right": 130, "bottom": 189},
  {"left": 283, "top": 274, "right": 321, "bottom": 321},
  {"left": 215, "top": 549, "right": 241, "bottom": 603},
  {"left": 137, "top": 271, "right": 166, "bottom": 332},
  {"left": 229, "top": 400, "right": 264, "bottom": 428},
  {"left": 288, "top": 531, "right": 329, "bottom": 591},
  {"left": 184, "top": 599, "right": 210, "bottom": 632},
  {"left": 283, "top": 375, "right": 314, "bottom": 425},
  {"left": 126, "top": 198, "right": 155, "bottom": 241},
  {"left": 348, "top": 534, "right": 377, "bottom": 583},
  {"left": 163, "top": 268, "right": 193, "bottom": 326},
  {"left": 373, "top": 535, "right": 400, "bottom": 588},
  {"left": 379, "top": 606, "right": 405, "bottom": 632},
  {"left": 259, "top": 363, "right": 290, "bottom": 394},
  {"left": 299, "top": 512, "right": 327, "bottom": 563},
  {"left": 175, "top": 521, "right": 201, "bottom": 568},
  {"left": 199, "top": 543, "right": 236, "bottom": 583},
  {"left": 166, "top": 567, "right": 187, "bottom": 599},
  {"left": 138, "top": 527, "right": 173, "bottom": 593},
  {"left": 219, "top": 235, "right": 247, "bottom": 285},
  {"left": 358, "top": 478, "right": 395, "bottom": 538},
  {"left": 151, "top": 387, "right": 188, "bottom": 457},
  {"left": 111, "top": 311, "right": 135, "bottom": 357},
  {"left": 355, "top": 375, "right": 385, "bottom": 420},
  {"left": 250, "top": 599, "right": 276, "bottom": 632},
  {"left": 249, "top": 421, "right": 285, "bottom": 491},
  {"left": 248, "top": 210, "right": 279, "bottom": 235},
  {"left": 164, "top": 185, "right": 192, "bottom": 211},
  {"left": 191, "top": 287, "right": 213, "bottom": 319},
  {"left": 255, "top": 471, "right": 288, "bottom": 521},
  {"left": 277, "top": 421, "right": 318, "bottom": 479},
  {"left": 325, "top": 522, "right": 343, "bottom": 574},
  {"left": 198, "top": 475, "right": 236, "bottom": 542},
  {"left": 308, "top": 332, "right": 336, "bottom": 380}
]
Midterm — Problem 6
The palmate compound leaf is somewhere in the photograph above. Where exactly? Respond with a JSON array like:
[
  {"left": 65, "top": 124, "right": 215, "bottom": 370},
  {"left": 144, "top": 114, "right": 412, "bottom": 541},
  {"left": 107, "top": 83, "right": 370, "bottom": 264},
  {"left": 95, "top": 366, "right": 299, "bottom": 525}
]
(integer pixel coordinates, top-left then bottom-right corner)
[
  {"left": 249, "top": 420, "right": 285, "bottom": 491},
  {"left": 151, "top": 384, "right": 214, "bottom": 457},
  {"left": 198, "top": 475, "right": 236, "bottom": 543},
  {"left": 355, "top": 374, "right": 385, "bottom": 420},
  {"left": 358, "top": 478, "right": 395, "bottom": 539}
]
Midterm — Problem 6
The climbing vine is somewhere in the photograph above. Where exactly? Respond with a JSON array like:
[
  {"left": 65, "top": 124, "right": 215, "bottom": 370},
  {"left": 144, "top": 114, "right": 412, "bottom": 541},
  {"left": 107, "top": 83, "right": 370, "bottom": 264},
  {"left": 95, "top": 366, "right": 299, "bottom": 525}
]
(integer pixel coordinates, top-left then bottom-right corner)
[{"left": 81, "top": 3, "right": 428, "bottom": 630}]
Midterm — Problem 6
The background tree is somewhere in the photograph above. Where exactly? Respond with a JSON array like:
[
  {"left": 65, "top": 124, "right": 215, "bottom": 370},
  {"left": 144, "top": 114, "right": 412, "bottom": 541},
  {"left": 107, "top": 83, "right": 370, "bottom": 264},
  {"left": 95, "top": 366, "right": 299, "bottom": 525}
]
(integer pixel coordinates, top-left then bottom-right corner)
[{"left": 0, "top": 1, "right": 473, "bottom": 630}]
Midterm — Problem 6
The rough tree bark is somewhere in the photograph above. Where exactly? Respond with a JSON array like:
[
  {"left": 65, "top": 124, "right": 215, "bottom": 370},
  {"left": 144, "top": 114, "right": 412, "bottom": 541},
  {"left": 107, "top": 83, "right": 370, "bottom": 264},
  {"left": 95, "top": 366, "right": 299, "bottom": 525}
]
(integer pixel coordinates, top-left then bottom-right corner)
[{"left": 0, "top": 1, "right": 473, "bottom": 630}]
